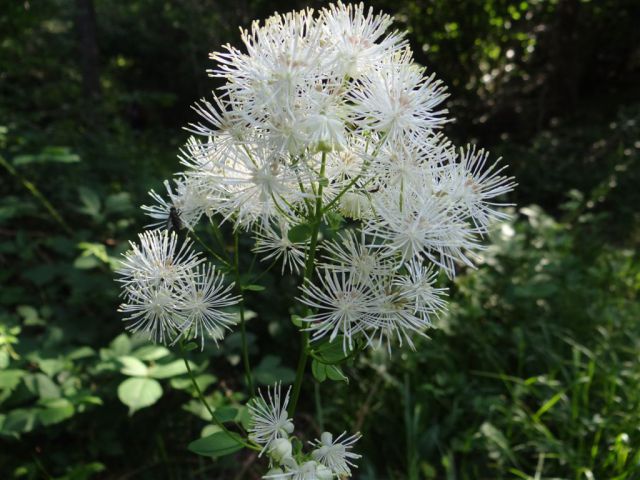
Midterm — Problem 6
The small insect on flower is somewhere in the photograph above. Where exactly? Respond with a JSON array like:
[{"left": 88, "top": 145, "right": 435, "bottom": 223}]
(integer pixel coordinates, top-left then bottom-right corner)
[{"left": 167, "top": 206, "right": 184, "bottom": 232}]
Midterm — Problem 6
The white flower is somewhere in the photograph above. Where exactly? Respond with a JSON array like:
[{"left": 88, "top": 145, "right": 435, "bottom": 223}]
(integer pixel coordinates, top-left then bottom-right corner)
[
  {"left": 311, "top": 431, "right": 362, "bottom": 476},
  {"left": 141, "top": 177, "right": 207, "bottom": 231},
  {"left": 315, "top": 465, "right": 333, "bottom": 480},
  {"left": 438, "top": 145, "right": 516, "bottom": 231},
  {"left": 364, "top": 183, "right": 479, "bottom": 275},
  {"left": 253, "top": 221, "right": 307, "bottom": 274},
  {"left": 349, "top": 52, "right": 449, "bottom": 143},
  {"left": 264, "top": 458, "right": 323, "bottom": 480},
  {"left": 337, "top": 191, "right": 374, "bottom": 220},
  {"left": 175, "top": 264, "right": 241, "bottom": 349},
  {"left": 320, "top": 1, "right": 406, "bottom": 78},
  {"left": 116, "top": 231, "right": 242, "bottom": 347},
  {"left": 118, "top": 286, "right": 182, "bottom": 344},
  {"left": 365, "top": 285, "right": 430, "bottom": 351},
  {"left": 320, "top": 230, "right": 391, "bottom": 285},
  {"left": 116, "top": 230, "right": 202, "bottom": 291},
  {"left": 301, "top": 91, "right": 348, "bottom": 152},
  {"left": 199, "top": 141, "right": 308, "bottom": 228},
  {"left": 125, "top": 2, "right": 515, "bottom": 360},
  {"left": 210, "top": 9, "right": 324, "bottom": 154},
  {"left": 324, "top": 136, "right": 369, "bottom": 186},
  {"left": 392, "top": 260, "right": 448, "bottom": 320},
  {"left": 298, "top": 270, "right": 377, "bottom": 352},
  {"left": 248, "top": 383, "right": 295, "bottom": 456}
]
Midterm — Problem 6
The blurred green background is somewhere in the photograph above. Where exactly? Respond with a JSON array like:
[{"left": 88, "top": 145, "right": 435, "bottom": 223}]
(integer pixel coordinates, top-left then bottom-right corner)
[{"left": 1, "top": 0, "right": 639, "bottom": 478}]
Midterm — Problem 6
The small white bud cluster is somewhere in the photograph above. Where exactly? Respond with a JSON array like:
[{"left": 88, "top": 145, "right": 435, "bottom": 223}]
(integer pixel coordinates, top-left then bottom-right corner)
[{"left": 249, "top": 384, "right": 361, "bottom": 479}]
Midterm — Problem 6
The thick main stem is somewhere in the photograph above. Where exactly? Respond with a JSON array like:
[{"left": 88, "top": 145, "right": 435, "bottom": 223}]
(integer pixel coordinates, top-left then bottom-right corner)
[
  {"left": 288, "top": 151, "right": 327, "bottom": 417},
  {"left": 234, "top": 231, "right": 255, "bottom": 397}
]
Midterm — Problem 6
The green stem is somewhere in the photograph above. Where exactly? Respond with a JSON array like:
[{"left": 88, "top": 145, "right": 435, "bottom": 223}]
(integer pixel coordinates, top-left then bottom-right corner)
[
  {"left": 314, "top": 381, "right": 324, "bottom": 432},
  {"left": 288, "top": 151, "right": 327, "bottom": 417},
  {"left": 234, "top": 231, "right": 255, "bottom": 397},
  {"left": 0, "top": 155, "right": 73, "bottom": 235},
  {"left": 209, "top": 218, "right": 232, "bottom": 263},
  {"left": 178, "top": 342, "right": 258, "bottom": 451},
  {"left": 189, "top": 230, "right": 230, "bottom": 267}
]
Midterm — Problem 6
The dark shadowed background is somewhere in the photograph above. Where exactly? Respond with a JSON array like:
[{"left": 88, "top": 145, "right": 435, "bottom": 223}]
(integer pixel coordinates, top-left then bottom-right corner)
[{"left": 1, "top": 1, "right": 639, "bottom": 478}]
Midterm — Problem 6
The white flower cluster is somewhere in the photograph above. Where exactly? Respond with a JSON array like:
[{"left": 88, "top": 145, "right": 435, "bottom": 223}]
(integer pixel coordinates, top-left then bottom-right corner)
[
  {"left": 139, "top": 2, "right": 512, "bottom": 351},
  {"left": 115, "top": 3, "right": 516, "bottom": 476},
  {"left": 116, "top": 230, "right": 240, "bottom": 348},
  {"left": 248, "top": 384, "right": 361, "bottom": 479}
]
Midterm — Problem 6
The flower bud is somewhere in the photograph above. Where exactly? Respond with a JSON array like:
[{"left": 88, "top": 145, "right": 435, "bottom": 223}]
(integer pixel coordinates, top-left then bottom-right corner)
[
  {"left": 268, "top": 437, "right": 292, "bottom": 463},
  {"left": 316, "top": 464, "right": 333, "bottom": 480},
  {"left": 283, "top": 419, "right": 295, "bottom": 434}
]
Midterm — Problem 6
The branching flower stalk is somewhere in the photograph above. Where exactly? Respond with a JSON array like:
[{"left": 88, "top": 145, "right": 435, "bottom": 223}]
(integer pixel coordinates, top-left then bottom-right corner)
[
  {"left": 289, "top": 150, "right": 328, "bottom": 418},
  {"left": 115, "top": 2, "right": 515, "bottom": 477},
  {"left": 234, "top": 229, "right": 255, "bottom": 397}
]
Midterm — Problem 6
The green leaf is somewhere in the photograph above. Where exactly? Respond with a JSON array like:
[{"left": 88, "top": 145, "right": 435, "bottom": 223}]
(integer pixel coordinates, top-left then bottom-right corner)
[
  {"left": 117, "top": 377, "right": 162, "bottom": 414},
  {"left": 104, "top": 192, "right": 133, "bottom": 214},
  {"left": 78, "top": 187, "right": 102, "bottom": 219},
  {"left": 16, "top": 305, "right": 44, "bottom": 326},
  {"left": 311, "top": 359, "right": 327, "bottom": 382},
  {"left": 183, "top": 341, "right": 198, "bottom": 352},
  {"left": 314, "top": 338, "right": 350, "bottom": 363},
  {"left": 170, "top": 373, "right": 217, "bottom": 393},
  {"left": 109, "top": 334, "right": 132, "bottom": 356},
  {"left": 77, "top": 242, "right": 110, "bottom": 263},
  {"left": 118, "top": 356, "right": 148, "bottom": 377},
  {"left": 37, "top": 358, "right": 66, "bottom": 377},
  {"left": 325, "top": 364, "right": 348, "bottom": 383},
  {"left": 254, "top": 355, "right": 295, "bottom": 385},
  {"left": 132, "top": 345, "right": 171, "bottom": 361},
  {"left": 312, "top": 359, "right": 347, "bottom": 383},
  {"left": 66, "top": 346, "right": 95, "bottom": 360},
  {"left": 201, "top": 424, "right": 222, "bottom": 438},
  {"left": 13, "top": 147, "right": 80, "bottom": 166},
  {"left": 187, "top": 431, "right": 244, "bottom": 458},
  {"left": 24, "top": 373, "right": 60, "bottom": 399},
  {"left": 291, "top": 314, "right": 303, "bottom": 328},
  {"left": 37, "top": 398, "right": 75, "bottom": 426},
  {"left": 533, "top": 391, "right": 566, "bottom": 421},
  {"left": 213, "top": 406, "right": 238, "bottom": 423},
  {"left": 0, "top": 351, "right": 8, "bottom": 369},
  {"left": 326, "top": 211, "right": 345, "bottom": 231},
  {"left": 183, "top": 399, "right": 213, "bottom": 421},
  {"left": 1, "top": 408, "right": 38, "bottom": 435},
  {"left": 287, "top": 223, "right": 312, "bottom": 243},
  {"left": 0, "top": 370, "right": 25, "bottom": 392},
  {"left": 148, "top": 359, "right": 192, "bottom": 379},
  {"left": 237, "top": 406, "right": 252, "bottom": 430}
]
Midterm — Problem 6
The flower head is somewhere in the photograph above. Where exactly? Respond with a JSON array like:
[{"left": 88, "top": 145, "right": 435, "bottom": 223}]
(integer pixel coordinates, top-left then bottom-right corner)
[
  {"left": 248, "top": 383, "right": 295, "bottom": 456},
  {"left": 116, "top": 230, "right": 238, "bottom": 347},
  {"left": 311, "top": 431, "right": 362, "bottom": 476},
  {"left": 176, "top": 264, "right": 241, "bottom": 349},
  {"left": 299, "top": 270, "right": 377, "bottom": 352},
  {"left": 116, "top": 230, "right": 202, "bottom": 290}
]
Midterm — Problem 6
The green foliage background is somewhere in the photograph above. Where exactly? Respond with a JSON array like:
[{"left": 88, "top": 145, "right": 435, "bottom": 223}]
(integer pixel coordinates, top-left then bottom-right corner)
[{"left": 1, "top": 0, "right": 639, "bottom": 478}]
